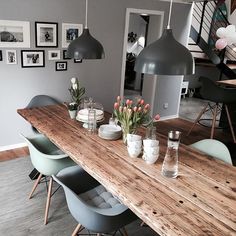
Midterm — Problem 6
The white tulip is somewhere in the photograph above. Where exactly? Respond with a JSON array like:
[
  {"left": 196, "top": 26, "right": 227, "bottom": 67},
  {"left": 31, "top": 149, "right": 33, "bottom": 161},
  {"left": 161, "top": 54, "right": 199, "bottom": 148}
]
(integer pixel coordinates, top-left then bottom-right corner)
[
  {"left": 71, "top": 77, "right": 76, "bottom": 84},
  {"left": 72, "top": 84, "right": 78, "bottom": 90}
]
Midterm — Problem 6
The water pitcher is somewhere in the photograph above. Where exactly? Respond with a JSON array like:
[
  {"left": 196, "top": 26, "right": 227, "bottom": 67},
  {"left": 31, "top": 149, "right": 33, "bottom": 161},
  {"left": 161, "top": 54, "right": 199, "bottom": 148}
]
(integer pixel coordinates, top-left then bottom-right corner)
[{"left": 162, "top": 131, "right": 181, "bottom": 178}]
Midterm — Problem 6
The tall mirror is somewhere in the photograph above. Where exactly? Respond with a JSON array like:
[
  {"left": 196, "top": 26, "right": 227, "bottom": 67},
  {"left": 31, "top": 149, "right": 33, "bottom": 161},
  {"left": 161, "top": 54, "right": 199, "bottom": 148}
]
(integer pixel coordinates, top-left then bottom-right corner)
[{"left": 120, "top": 8, "right": 164, "bottom": 111}]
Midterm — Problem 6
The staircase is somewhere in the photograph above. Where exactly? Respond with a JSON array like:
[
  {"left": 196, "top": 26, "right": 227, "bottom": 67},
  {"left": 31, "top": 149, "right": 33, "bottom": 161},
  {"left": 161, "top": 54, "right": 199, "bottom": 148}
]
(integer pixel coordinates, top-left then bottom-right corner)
[{"left": 189, "top": 0, "right": 236, "bottom": 79}]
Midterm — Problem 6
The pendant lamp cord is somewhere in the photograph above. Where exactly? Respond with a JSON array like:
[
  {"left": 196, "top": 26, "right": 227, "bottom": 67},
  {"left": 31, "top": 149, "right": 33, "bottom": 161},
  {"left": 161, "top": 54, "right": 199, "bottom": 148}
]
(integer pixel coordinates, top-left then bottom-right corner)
[
  {"left": 85, "top": 0, "right": 88, "bottom": 28},
  {"left": 167, "top": 0, "right": 173, "bottom": 29}
]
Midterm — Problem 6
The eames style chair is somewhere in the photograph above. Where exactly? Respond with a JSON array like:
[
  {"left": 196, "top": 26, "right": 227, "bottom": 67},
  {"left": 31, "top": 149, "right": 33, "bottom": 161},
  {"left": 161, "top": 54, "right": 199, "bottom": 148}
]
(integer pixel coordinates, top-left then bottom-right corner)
[
  {"left": 26, "top": 95, "right": 59, "bottom": 133},
  {"left": 53, "top": 165, "right": 137, "bottom": 236},
  {"left": 187, "top": 76, "right": 236, "bottom": 143},
  {"left": 21, "top": 133, "right": 76, "bottom": 224},
  {"left": 190, "top": 139, "right": 232, "bottom": 165}
]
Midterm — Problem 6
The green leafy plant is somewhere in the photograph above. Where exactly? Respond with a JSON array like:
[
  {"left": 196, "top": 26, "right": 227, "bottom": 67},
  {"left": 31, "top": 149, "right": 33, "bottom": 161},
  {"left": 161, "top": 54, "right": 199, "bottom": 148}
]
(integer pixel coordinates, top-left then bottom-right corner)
[
  {"left": 67, "top": 102, "right": 78, "bottom": 111},
  {"left": 69, "top": 77, "right": 85, "bottom": 105}
]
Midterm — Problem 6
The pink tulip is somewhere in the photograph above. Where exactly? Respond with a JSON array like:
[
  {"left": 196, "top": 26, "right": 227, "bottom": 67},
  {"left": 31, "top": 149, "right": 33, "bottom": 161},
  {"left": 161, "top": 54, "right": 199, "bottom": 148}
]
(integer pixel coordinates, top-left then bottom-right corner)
[
  {"left": 140, "top": 99, "right": 144, "bottom": 105},
  {"left": 144, "top": 104, "right": 150, "bottom": 110},
  {"left": 126, "top": 99, "right": 130, "bottom": 105},
  {"left": 138, "top": 107, "right": 142, "bottom": 112},
  {"left": 117, "top": 96, "right": 121, "bottom": 102},
  {"left": 119, "top": 106, "right": 123, "bottom": 112},
  {"left": 133, "top": 106, "right": 138, "bottom": 112},
  {"left": 154, "top": 114, "right": 160, "bottom": 121},
  {"left": 114, "top": 102, "right": 119, "bottom": 109},
  {"left": 215, "top": 38, "right": 227, "bottom": 50}
]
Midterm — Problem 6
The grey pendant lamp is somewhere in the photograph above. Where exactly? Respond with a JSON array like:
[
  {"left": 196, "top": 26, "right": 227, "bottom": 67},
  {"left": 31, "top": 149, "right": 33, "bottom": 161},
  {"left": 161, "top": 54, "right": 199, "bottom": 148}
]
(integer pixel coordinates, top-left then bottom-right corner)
[
  {"left": 67, "top": 0, "right": 105, "bottom": 60},
  {"left": 134, "top": 0, "right": 194, "bottom": 75}
]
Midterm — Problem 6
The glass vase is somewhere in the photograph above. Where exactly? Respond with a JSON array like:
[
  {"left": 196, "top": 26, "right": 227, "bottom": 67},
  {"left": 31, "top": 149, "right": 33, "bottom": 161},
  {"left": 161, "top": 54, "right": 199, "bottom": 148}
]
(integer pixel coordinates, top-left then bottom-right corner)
[{"left": 121, "top": 124, "right": 136, "bottom": 145}]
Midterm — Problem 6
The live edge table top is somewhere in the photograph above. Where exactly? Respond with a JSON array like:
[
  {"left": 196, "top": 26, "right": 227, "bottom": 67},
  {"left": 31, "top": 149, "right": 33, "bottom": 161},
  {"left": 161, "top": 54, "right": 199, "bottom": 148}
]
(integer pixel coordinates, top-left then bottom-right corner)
[{"left": 17, "top": 104, "right": 236, "bottom": 236}]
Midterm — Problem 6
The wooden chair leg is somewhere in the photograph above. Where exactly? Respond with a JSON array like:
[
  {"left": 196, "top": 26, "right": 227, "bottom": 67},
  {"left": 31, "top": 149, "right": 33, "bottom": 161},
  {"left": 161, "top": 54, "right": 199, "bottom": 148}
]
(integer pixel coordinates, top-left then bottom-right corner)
[
  {"left": 28, "top": 173, "right": 43, "bottom": 199},
  {"left": 187, "top": 103, "right": 209, "bottom": 136},
  {"left": 210, "top": 103, "right": 218, "bottom": 139},
  {"left": 72, "top": 223, "right": 82, "bottom": 236},
  {"left": 122, "top": 227, "right": 129, "bottom": 236},
  {"left": 44, "top": 177, "right": 53, "bottom": 225},
  {"left": 225, "top": 105, "right": 236, "bottom": 143}
]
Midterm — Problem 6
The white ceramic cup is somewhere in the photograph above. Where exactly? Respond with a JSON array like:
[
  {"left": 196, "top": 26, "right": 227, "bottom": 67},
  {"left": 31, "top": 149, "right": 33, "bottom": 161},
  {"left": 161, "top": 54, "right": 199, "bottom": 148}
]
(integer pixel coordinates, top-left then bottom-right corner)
[
  {"left": 143, "top": 139, "right": 159, "bottom": 148},
  {"left": 142, "top": 152, "right": 159, "bottom": 164},
  {"left": 127, "top": 134, "right": 142, "bottom": 143},
  {"left": 144, "top": 146, "right": 159, "bottom": 156},
  {"left": 127, "top": 146, "right": 142, "bottom": 158},
  {"left": 127, "top": 140, "right": 142, "bottom": 149}
]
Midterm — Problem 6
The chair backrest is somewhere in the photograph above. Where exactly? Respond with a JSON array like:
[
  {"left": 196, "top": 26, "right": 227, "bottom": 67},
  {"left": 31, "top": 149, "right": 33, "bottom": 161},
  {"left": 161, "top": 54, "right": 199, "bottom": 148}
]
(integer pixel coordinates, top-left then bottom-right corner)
[
  {"left": 53, "top": 165, "right": 136, "bottom": 233},
  {"left": 190, "top": 139, "right": 232, "bottom": 165},
  {"left": 26, "top": 95, "right": 59, "bottom": 108},
  {"left": 26, "top": 95, "right": 60, "bottom": 133},
  {"left": 199, "top": 77, "right": 236, "bottom": 104},
  {"left": 21, "top": 134, "right": 74, "bottom": 175}
]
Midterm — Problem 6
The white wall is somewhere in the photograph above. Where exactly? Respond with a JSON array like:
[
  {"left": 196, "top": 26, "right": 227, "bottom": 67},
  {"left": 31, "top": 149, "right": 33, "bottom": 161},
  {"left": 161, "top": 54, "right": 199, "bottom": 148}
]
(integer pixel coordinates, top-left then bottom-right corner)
[{"left": 0, "top": 0, "right": 192, "bottom": 148}]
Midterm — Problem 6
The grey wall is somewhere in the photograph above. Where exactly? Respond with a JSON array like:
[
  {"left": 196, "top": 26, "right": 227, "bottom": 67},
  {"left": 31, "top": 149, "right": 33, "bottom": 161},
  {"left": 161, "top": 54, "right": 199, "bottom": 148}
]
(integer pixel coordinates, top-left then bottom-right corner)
[{"left": 0, "top": 0, "right": 192, "bottom": 147}]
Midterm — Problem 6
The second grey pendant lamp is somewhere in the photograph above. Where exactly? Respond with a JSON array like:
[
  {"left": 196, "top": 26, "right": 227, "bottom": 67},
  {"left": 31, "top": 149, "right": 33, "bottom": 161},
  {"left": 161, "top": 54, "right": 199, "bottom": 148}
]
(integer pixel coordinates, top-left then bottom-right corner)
[
  {"left": 67, "top": 0, "right": 105, "bottom": 60},
  {"left": 134, "top": 0, "right": 194, "bottom": 75}
]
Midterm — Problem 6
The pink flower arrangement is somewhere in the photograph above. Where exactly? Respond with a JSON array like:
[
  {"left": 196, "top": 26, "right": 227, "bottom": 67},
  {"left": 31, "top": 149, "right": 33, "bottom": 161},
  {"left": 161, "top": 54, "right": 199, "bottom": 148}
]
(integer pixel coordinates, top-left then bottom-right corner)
[{"left": 113, "top": 96, "right": 160, "bottom": 137}]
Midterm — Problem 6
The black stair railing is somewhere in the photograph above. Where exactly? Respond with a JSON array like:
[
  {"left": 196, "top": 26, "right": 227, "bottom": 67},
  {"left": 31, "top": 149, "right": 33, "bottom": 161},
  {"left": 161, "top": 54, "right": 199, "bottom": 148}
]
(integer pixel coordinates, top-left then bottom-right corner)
[{"left": 191, "top": 0, "right": 236, "bottom": 79}]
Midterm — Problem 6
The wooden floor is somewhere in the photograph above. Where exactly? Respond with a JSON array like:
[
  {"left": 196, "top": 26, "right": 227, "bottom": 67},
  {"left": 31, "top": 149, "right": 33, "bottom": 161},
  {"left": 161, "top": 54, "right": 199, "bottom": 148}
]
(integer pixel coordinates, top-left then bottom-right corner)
[{"left": 0, "top": 118, "right": 234, "bottom": 162}]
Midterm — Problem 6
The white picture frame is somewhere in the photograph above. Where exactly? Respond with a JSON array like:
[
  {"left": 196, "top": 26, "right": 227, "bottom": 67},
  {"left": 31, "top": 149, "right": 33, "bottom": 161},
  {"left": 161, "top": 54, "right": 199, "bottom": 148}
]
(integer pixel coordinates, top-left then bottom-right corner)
[
  {"left": 6, "top": 50, "right": 17, "bottom": 64},
  {"left": 48, "top": 50, "right": 60, "bottom": 60},
  {"left": 62, "top": 23, "right": 83, "bottom": 48},
  {"left": 0, "top": 20, "right": 30, "bottom": 48}
]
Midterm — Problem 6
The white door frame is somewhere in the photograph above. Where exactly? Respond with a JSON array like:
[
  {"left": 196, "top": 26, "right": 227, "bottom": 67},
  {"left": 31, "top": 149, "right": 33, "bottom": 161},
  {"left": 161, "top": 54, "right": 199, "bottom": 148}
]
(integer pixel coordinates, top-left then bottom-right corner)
[{"left": 120, "top": 8, "right": 164, "bottom": 99}]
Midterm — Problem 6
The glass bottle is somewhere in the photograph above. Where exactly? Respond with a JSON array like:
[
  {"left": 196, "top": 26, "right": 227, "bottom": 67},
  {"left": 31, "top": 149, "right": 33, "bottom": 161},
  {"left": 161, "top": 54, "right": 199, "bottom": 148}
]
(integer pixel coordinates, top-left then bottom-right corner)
[{"left": 161, "top": 131, "right": 181, "bottom": 178}]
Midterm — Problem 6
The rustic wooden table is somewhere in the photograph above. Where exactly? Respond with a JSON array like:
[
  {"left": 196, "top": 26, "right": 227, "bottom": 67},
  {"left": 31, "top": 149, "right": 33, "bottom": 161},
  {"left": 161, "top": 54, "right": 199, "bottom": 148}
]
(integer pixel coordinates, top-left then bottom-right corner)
[{"left": 17, "top": 104, "right": 236, "bottom": 236}]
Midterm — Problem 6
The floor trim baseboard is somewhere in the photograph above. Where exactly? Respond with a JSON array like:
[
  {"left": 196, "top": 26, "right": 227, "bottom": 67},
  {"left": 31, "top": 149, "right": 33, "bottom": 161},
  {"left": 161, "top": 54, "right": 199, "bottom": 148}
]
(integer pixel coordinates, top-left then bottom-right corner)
[
  {"left": 160, "top": 114, "right": 179, "bottom": 121},
  {"left": 0, "top": 142, "right": 27, "bottom": 152}
]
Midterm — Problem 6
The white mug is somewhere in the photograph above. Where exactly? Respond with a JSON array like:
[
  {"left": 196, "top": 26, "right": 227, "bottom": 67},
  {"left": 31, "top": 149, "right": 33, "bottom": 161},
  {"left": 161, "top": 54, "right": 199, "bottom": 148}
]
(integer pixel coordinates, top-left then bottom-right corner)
[
  {"left": 143, "top": 139, "right": 159, "bottom": 148},
  {"left": 142, "top": 152, "right": 159, "bottom": 164},
  {"left": 127, "top": 146, "right": 142, "bottom": 158}
]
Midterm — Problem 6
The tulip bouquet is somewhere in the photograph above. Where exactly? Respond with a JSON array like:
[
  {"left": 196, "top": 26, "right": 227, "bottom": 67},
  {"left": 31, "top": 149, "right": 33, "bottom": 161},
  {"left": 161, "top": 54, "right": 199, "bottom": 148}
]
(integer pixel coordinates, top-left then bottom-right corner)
[
  {"left": 68, "top": 77, "right": 85, "bottom": 105},
  {"left": 113, "top": 96, "right": 160, "bottom": 143}
]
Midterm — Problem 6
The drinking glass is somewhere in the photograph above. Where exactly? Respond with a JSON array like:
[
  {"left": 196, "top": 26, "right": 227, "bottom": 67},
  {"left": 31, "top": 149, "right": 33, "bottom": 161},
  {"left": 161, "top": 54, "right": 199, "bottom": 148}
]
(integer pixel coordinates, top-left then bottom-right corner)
[
  {"left": 145, "top": 126, "right": 157, "bottom": 140},
  {"left": 87, "top": 109, "right": 96, "bottom": 133}
]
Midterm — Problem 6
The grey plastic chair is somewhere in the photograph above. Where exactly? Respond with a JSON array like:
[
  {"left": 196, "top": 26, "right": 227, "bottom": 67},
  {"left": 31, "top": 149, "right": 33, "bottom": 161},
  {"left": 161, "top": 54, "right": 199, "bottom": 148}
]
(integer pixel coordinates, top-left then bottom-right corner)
[
  {"left": 21, "top": 133, "right": 76, "bottom": 225},
  {"left": 53, "top": 165, "right": 137, "bottom": 236},
  {"left": 187, "top": 77, "right": 236, "bottom": 143},
  {"left": 26, "top": 95, "right": 59, "bottom": 133},
  {"left": 190, "top": 139, "right": 232, "bottom": 165}
]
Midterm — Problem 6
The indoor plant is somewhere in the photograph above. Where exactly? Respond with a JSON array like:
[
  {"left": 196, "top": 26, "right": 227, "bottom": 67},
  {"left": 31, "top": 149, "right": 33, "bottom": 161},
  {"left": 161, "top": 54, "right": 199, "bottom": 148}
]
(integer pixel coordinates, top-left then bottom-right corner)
[
  {"left": 67, "top": 102, "right": 78, "bottom": 119},
  {"left": 68, "top": 77, "right": 85, "bottom": 105}
]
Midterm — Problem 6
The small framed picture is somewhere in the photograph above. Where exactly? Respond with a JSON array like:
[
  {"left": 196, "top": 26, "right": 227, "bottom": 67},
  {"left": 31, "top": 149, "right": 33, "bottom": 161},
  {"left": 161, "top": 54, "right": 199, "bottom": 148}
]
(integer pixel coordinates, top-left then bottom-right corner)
[
  {"left": 63, "top": 50, "right": 71, "bottom": 60},
  {"left": 35, "top": 22, "right": 58, "bottom": 47},
  {"left": 48, "top": 50, "right": 60, "bottom": 60},
  {"left": 74, "top": 59, "right": 82, "bottom": 63},
  {"left": 0, "top": 50, "right": 2, "bottom": 61},
  {"left": 0, "top": 20, "right": 30, "bottom": 48},
  {"left": 62, "top": 23, "right": 83, "bottom": 48},
  {"left": 55, "top": 61, "right": 67, "bottom": 71},
  {"left": 6, "top": 50, "right": 17, "bottom": 64},
  {"left": 21, "top": 50, "right": 45, "bottom": 68}
]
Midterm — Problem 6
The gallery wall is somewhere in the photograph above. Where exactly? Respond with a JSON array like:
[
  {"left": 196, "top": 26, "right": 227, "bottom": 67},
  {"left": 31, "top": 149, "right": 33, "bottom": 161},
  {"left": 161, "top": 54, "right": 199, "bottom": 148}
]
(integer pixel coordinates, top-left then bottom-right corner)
[{"left": 0, "top": 0, "right": 192, "bottom": 148}]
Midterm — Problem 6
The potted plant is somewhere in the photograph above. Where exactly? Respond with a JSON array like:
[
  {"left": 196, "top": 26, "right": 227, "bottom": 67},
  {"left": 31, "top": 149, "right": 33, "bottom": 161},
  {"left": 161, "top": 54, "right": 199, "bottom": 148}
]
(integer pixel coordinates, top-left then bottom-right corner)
[
  {"left": 67, "top": 102, "right": 78, "bottom": 119},
  {"left": 69, "top": 77, "right": 85, "bottom": 105}
]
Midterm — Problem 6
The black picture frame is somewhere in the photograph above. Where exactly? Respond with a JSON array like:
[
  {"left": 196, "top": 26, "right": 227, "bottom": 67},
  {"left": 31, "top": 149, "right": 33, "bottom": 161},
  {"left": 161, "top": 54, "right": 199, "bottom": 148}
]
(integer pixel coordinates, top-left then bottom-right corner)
[
  {"left": 35, "top": 21, "right": 58, "bottom": 48},
  {"left": 55, "top": 61, "right": 67, "bottom": 71},
  {"left": 63, "top": 50, "right": 71, "bottom": 60},
  {"left": 21, "top": 50, "right": 45, "bottom": 68},
  {"left": 74, "top": 59, "right": 82, "bottom": 63},
  {"left": 0, "top": 50, "right": 2, "bottom": 61}
]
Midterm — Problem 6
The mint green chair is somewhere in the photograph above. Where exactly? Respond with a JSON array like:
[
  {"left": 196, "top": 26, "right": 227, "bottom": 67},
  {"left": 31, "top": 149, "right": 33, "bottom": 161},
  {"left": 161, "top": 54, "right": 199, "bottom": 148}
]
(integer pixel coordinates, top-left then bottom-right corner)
[
  {"left": 190, "top": 139, "right": 232, "bottom": 165},
  {"left": 21, "top": 133, "right": 76, "bottom": 224}
]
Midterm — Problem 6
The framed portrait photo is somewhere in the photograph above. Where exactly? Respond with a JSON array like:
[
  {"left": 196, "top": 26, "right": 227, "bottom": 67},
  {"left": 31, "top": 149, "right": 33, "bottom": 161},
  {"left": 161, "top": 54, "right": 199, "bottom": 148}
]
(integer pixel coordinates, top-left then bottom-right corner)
[
  {"left": 62, "top": 23, "right": 83, "bottom": 48},
  {"left": 6, "top": 50, "right": 17, "bottom": 64},
  {"left": 35, "top": 22, "right": 58, "bottom": 47},
  {"left": 63, "top": 50, "right": 71, "bottom": 60},
  {"left": 48, "top": 50, "right": 60, "bottom": 60},
  {"left": 0, "top": 20, "right": 30, "bottom": 48},
  {"left": 21, "top": 50, "right": 45, "bottom": 68},
  {"left": 55, "top": 61, "right": 67, "bottom": 71}
]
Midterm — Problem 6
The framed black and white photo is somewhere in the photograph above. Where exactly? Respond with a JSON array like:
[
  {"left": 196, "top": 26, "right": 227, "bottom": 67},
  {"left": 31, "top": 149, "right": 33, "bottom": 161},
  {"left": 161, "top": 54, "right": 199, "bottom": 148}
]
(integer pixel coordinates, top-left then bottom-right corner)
[
  {"left": 0, "top": 50, "right": 2, "bottom": 61},
  {"left": 74, "top": 59, "right": 82, "bottom": 63},
  {"left": 62, "top": 23, "right": 83, "bottom": 48},
  {"left": 21, "top": 50, "right": 45, "bottom": 68},
  {"left": 63, "top": 50, "right": 71, "bottom": 60},
  {"left": 48, "top": 50, "right": 60, "bottom": 60},
  {"left": 55, "top": 61, "right": 67, "bottom": 71},
  {"left": 35, "top": 22, "right": 58, "bottom": 47},
  {"left": 0, "top": 20, "right": 30, "bottom": 48},
  {"left": 6, "top": 50, "right": 17, "bottom": 64}
]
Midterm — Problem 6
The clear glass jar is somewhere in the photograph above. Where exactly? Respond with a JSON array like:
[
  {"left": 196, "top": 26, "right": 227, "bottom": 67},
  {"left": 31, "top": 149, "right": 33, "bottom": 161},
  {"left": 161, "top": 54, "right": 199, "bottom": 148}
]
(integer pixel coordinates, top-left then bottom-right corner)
[{"left": 161, "top": 131, "right": 181, "bottom": 178}]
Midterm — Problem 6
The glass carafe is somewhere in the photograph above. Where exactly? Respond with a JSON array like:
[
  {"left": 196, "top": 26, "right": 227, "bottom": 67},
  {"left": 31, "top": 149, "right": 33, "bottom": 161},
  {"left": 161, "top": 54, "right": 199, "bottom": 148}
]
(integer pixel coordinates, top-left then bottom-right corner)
[{"left": 161, "top": 131, "right": 181, "bottom": 178}]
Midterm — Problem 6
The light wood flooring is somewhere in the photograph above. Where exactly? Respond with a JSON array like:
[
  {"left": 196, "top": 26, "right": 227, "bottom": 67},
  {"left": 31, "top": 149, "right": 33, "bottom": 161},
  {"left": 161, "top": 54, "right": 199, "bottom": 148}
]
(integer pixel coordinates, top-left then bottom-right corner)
[{"left": 0, "top": 118, "right": 234, "bottom": 162}]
